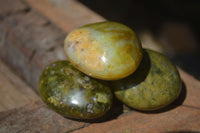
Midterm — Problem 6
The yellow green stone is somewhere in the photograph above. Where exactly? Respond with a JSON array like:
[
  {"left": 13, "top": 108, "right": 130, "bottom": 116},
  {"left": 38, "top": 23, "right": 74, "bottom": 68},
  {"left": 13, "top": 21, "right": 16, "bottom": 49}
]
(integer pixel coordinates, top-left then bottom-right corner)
[
  {"left": 112, "top": 49, "right": 182, "bottom": 111},
  {"left": 64, "top": 21, "right": 143, "bottom": 80},
  {"left": 39, "top": 60, "right": 113, "bottom": 119}
]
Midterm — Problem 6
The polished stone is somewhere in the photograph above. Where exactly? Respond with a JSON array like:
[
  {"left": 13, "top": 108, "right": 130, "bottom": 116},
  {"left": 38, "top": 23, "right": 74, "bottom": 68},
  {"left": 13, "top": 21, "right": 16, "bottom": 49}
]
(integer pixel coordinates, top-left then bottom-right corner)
[
  {"left": 64, "top": 21, "right": 143, "bottom": 80},
  {"left": 112, "top": 49, "right": 182, "bottom": 111},
  {"left": 39, "top": 61, "right": 113, "bottom": 119}
]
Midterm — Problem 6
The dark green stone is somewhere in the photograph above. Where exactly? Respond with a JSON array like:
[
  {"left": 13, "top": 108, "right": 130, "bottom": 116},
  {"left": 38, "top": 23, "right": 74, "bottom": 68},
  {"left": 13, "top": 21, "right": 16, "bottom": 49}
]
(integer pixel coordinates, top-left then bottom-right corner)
[
  {"left": 112, "top": 49, "right": 182, "bottom": 111},
  {"left": 39, "top": 60, "right": 113, "bottom": 119}
]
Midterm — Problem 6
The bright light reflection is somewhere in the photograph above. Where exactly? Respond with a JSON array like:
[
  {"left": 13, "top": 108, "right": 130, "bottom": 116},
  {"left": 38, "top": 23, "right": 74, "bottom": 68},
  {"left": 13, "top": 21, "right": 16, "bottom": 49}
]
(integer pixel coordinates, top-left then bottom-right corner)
[
  {"left": 70, "top": 91, "right": 85, "bottom": 105},
  {"left": 71, "top": 99, "right": 78, "bottom": 105},
  {"left": 101, "top": 55, "right": 107, "bottom": 63}
]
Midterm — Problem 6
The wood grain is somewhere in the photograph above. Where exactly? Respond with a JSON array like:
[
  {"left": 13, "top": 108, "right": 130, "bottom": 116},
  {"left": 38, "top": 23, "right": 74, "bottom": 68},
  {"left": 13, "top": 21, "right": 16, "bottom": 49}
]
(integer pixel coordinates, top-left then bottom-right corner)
[
  {"left": 0, "top": 0, "right": 67, "bottom": 91},
  {"left": 0, "top": 0, "right": 27, "bottom": 15},
  {"left": 25, "top": 0, "right": 105, "bottom": 33},
  {"left": 179, "top": 69, "right": 200, "bottom": 108},
  {"left": 73, "top": 106, "right": 200, "bottom": 133},
  {"left": 0, "top": 100, "right": 86, "bottom": 133},
  {"left": 0, "top": 59, "right": 38, "bottom": 112}
]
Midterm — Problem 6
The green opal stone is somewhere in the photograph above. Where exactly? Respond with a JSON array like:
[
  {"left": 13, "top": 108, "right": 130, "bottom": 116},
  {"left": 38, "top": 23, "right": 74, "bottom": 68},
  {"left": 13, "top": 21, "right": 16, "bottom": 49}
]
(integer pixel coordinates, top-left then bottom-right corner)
[
  {"left": 39, "top": 61, "right": 113, "bottom": 119},
  {"left": 112, "top": 49, "right": 182, "bottom": 111}
]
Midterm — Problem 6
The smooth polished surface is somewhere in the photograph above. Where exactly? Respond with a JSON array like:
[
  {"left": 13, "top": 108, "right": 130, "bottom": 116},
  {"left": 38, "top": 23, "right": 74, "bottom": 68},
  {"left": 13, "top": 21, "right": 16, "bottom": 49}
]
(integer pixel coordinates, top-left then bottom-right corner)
[
  {"left": 39, "top": 61, "right": 113, "bottom": 119},
  {"left": 112, "top": 49, "right": 182, "bottom": 111},
  {"left": 64, "top": 21, "right": 143, "bottom": 80}
]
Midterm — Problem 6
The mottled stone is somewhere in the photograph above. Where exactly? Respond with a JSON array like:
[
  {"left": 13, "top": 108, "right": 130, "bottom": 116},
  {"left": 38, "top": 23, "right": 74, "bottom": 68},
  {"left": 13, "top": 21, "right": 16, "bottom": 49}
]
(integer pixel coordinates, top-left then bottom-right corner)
[
  {"left": 64, "top": 21, "right": 143, "bottom": 80},
  {"left": 112, "top": 49, "right": 182, "bottom": 111},
  {"left": 39, "top": 60, "right": 113, "bottom": 119}
]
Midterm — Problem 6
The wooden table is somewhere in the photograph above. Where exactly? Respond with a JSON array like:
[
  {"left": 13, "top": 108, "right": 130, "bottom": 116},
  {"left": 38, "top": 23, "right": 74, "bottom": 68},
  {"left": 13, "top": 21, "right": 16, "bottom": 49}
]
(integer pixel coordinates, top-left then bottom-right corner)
[{"left": 0, "top": 0, "right": 200, "bottom": 132}]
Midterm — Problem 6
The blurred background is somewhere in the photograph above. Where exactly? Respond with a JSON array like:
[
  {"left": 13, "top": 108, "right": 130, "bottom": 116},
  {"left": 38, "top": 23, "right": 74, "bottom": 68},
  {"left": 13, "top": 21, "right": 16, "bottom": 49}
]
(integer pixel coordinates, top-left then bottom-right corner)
[
  {"left": 79, "top": 0, "right": 200, "bottom": 80},
  {"left": 0, "top": 0, "right": 200, "bottom": 131}
]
